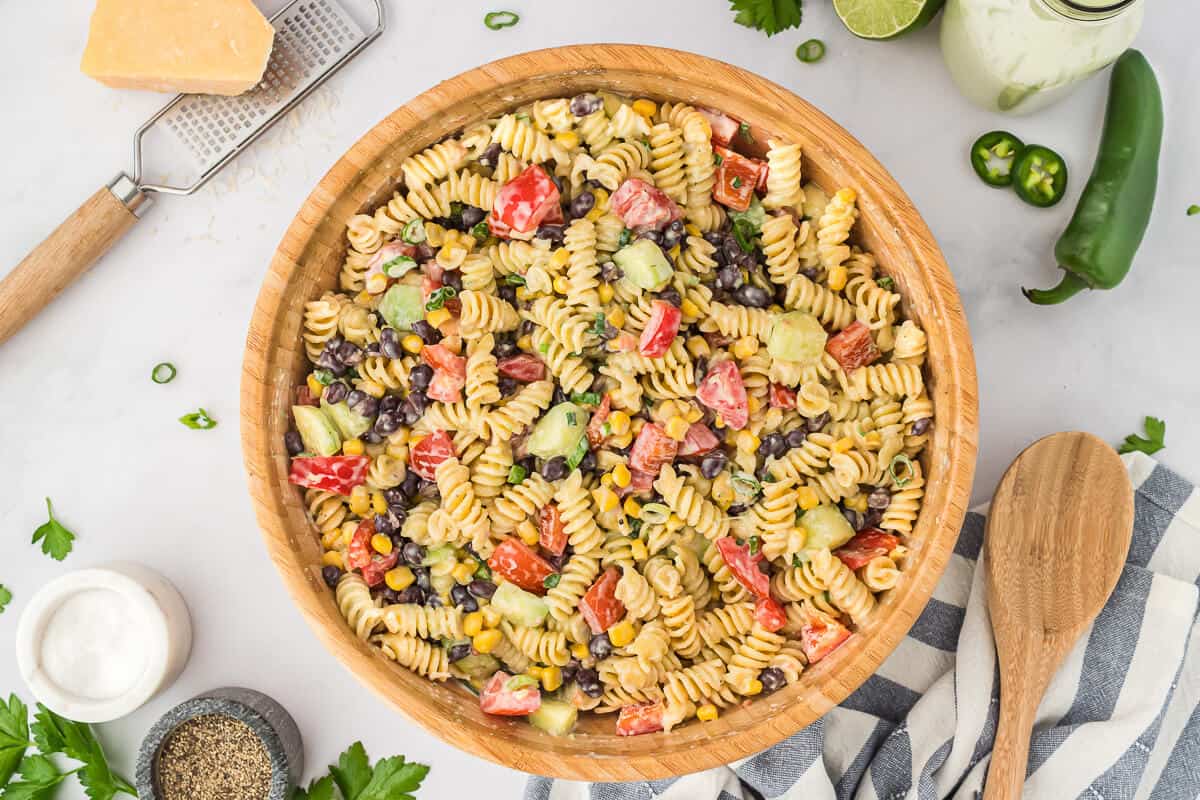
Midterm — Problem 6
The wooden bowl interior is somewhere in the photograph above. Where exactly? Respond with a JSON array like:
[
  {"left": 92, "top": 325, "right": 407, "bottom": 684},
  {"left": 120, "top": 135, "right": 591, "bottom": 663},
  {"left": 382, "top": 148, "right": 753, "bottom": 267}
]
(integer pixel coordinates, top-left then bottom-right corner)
[{"left": 242, "top": 45, "right": 977, "bottom": 780}]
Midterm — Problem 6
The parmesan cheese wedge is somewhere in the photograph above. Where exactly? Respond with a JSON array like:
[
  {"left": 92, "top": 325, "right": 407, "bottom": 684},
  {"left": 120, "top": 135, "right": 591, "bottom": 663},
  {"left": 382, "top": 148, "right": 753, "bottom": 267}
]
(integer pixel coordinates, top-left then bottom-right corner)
[{"left": 81, "top": 0, "right": 276, "bottom": 96}]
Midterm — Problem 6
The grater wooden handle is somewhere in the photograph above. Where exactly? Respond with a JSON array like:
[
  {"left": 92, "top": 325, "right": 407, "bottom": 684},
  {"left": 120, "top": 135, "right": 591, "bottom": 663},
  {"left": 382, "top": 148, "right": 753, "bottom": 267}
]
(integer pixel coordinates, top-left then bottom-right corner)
[{"left": 0, "top": 180, "right": 145, "bottom": 345}]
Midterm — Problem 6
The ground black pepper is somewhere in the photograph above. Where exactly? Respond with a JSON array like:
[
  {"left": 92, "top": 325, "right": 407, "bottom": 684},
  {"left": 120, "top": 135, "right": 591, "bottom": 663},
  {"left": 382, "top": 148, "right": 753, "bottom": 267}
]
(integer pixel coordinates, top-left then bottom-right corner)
[{"left": 156, "top": 714, "right": 271, "bottom": 800}]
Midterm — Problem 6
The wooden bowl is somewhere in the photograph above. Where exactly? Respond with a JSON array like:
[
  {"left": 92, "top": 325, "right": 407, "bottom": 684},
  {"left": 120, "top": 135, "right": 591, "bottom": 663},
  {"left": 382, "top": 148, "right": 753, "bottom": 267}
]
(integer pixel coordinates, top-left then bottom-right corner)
[{"left": 241, "top": 45, "right": 978, "bottom": 781}]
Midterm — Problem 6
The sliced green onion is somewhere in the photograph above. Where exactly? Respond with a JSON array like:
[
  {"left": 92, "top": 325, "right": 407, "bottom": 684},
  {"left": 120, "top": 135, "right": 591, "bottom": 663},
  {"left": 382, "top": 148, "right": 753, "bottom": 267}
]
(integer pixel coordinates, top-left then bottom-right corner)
[
  {"left": 732, "top": 176, "right": 743, "bottom": 189},
  {"left": 617, "top": 228, "right": 633, "bottom": 247},
  {"left": 731, "top": 472, "right": 761, "bottom": 499},
  {"left": 588, "top": 312, "right": 607, "bottom": 335},
  {"left": 538, "top": 341, "right": 550, "bottom": 354},
  {"left": 505, "top": 674, "right": 539, "bottom": 691},
  {"left": 424, "top": 286, "right": 457, "bottom": 311},
  {"left": 792, "top": 553, "right": 806, "bottom": 567},
  {"left": 312, "top": 369, "right": 336, "bottom": 386},
  {"left": 151, "top": 362, "right": 177, "bottom": 384},
  {"left": 180, "top": 408, "right": 217, "bottom": 430},
  {"left": 475, "top": 561, "right": 492, "bottom": 580},
  {"left": 713, "top": 153, "right": 724, "bottom": 166},
  {"left": 628, "top": 517, "right": 644, "bottom": 535},
  {"left": 732, "top": 218, "right": 758, "bottom": 253},
  {"left": 640, "top": 503, "right": 671, "bottom": 525},
  {"left": 570, "top": 391, "right": 602, "bottom": 407},
  {"left": 505, "top": 274, "right": 527, "bottom": 286},
  {"left": 877, "top": 276, "right": 895, "bottom": 291},
  {"left": 470, "top": 221, "right": 491, "bottom": 239},
  {"left": 566, "top": 412, "right": 578, "bottom": 427},
  {"left": 383, "top": 255, "right": 417, "bottom": 278},
  {"left": 542, "top": 573, "right": 561, "bottom": 589},
  {"left": 796, "top": 39, "right": 826, "bottom": 64},
  {"left": 739, "top": 121, "right": 754, "bottom": 143},
  {"left": 566, "top": 435, "right": 589, "bottom": 470},
  {"left": 507, "top": 464, "right": 527, "bottom": 485},
  {"left": 890, "top": 453, "right": 914, "bottom": 488},
  {"left": 748, "top": 535, "right": 760, "bottom": 555},
  {"left": 1188, "top": 204, "right": 1200, "bottom": 217},
  {"left": 401, "top": 219, "right": 426, "bottom": 244}
]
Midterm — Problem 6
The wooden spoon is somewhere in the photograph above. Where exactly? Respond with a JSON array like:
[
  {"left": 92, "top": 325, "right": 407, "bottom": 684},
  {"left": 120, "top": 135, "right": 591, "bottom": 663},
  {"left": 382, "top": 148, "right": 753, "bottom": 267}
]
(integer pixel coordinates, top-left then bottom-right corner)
[{"left": 983, "top": 432, "right": 1133, "bottom": 800}]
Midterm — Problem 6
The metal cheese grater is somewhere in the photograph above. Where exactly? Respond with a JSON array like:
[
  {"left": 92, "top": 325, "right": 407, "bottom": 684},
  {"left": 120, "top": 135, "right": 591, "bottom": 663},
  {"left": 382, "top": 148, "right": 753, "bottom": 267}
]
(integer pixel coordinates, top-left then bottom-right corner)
[{"left": 0, "top": 0, "right": 386, "bottom": 344}]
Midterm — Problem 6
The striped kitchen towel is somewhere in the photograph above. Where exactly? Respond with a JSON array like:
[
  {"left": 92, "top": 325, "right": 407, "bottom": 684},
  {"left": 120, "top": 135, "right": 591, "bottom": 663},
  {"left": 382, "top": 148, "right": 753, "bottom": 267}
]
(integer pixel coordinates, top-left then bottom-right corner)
[{"left": 526, "top": 453, "right": 1200, "bottom": 800}]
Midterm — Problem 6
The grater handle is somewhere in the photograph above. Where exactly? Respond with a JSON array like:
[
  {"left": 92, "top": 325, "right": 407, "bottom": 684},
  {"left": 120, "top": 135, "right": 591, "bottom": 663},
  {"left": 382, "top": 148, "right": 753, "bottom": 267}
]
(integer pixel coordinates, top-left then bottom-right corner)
[{"left": 0, "top": 174, "right": 150, "bottom": 345}]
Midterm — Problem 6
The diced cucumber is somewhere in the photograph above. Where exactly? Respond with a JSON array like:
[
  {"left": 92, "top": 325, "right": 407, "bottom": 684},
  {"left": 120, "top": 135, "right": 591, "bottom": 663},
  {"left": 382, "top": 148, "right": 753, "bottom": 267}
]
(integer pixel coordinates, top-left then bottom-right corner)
[
  {"left": 452, "top": 652, "right": 500, "bottom": 678},
  {"left": 491, "top": 582, "right": 549, "bottom": 627},
  {"left": 422, "top": 544, "right": 458, "bottom": 567},
  {"left": 729, "top": 195, "right": 766, "bottom": 232},
  {"left": 614, "top": 238, "right": 674, "bottom": 291},
  {"left": 598, "top": 91, "right": 630, "bottom": 117},
  {"left": 526, "top": 402, "right": 589, "bottom": 460},
  {"left": 292, "top": 405, "right": 342, "bottom": 456},
  {"left": 378, "top": 284, "right": 425, "bottom": 331},
  {"left": 321, "top": 400, "right": 372, "bottom": 440},
  {"left": 529, "top": 699, "right": 578, "bottom": 737},
  {"left": 800, "top": 504, "right": 856, "bottom": 551},
  {"left": 767, "top": 311, "right": 828, "bottom": 365}
]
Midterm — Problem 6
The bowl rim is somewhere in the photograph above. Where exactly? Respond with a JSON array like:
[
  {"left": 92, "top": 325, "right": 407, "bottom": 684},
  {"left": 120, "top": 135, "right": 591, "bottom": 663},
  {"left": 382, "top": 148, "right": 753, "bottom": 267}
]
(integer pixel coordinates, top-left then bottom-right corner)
[{"left": 241, "top": 43, "right": 978, "bottom": 781}]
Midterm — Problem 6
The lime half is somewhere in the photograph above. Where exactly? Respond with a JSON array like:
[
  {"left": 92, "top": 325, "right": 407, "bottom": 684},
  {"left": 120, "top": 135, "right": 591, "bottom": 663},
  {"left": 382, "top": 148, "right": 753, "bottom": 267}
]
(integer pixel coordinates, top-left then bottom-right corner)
[{"left": 833, "top": 0, "right": 946, "bottom": 39}]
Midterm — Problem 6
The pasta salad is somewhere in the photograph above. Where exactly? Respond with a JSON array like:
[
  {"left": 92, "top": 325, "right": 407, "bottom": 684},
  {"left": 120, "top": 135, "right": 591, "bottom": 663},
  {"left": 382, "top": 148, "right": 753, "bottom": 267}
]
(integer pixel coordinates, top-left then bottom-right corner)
[{"left": 285, "top": 91, "right": 934, "bottom": 737}]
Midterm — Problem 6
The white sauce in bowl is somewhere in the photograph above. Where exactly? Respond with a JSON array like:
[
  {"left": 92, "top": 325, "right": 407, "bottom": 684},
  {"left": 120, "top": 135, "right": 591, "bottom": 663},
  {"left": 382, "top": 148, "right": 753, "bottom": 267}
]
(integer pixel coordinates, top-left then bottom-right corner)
[{"left": 39, "top": 589, "right": 149, "bottom": 701}]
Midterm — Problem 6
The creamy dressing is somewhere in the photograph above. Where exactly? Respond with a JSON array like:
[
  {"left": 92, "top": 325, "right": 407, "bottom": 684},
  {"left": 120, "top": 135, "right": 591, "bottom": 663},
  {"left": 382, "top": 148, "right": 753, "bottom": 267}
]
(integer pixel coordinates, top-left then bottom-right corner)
[
  {"left": 940, "top": 0, "right": 1144, "bottom": 114},
  {"left": 40, "top": 589, "right": 149, "bottom": 700}
]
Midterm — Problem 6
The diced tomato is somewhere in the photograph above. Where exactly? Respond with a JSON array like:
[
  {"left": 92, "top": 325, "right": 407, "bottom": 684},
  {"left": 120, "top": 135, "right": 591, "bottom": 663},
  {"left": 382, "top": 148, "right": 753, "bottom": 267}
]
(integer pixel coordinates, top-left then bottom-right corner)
[
  {"left": 579, "top": 567, "right": 625, "bottom": 634},
  {"left": 422, "top": 344, "right": 466, "bottom": 378},
  {"left": 769, "top": 383, "right": 797, "bottom": 409},
  {"left": 696, "top": 360, "right": 749, "bottom": 430},
  {"left": 616, "top": 701, "right": 664, "bottom": 736},
  {"left": 480, "top": 672, "right": 542, "bottom": 716},
  {"left": 345, "top": 518, "right": 376, "bottom": 571},
  {"left": 713, "top": 146, "right": 766, "bottom": 212},
  {"left": 422, "top": 274, "right": 442, "bottom": 303},
  {"left": 622, "top": 468, "right": 657, "bottom": 497},
  {"left": 497, "top": 353, "right": 546, "bottom": 382},
  {"left": 538, "top": 503, "right": 568, "bottom": 557},
  {"left": 834, "top": 529, "right": 901, "bottom": 571},
  {"left": 628, "top": 423, "right": 678, "bottom": 476},
  {"left": 638, "top": 301, "right": 682, "bottom": 358},
  {"left": 295, "top": 385, "right": 319, "bottom": 407},
  {"left": 409, "top": 430, "right": 455, "bottom": 480},
  {"left": 586, "top": 394, "right": 612, "bottom": 447},
  {"left": 698, "top": 108, "right": 741, "bottom": 146},
  {"left": 426, "top": 369, "right": 464, "bottom": 403},
  {"left": 611, "top": 332, "right": 639, "bottom": 352},
  {"left": 541, "top": 202, "right": 565, "bottom": 226},
  {"left": 488, "top": 164, "right": 561, "bottom": 237},
  {"left": 676, "top": 423, "right": 720, "bottom": 458},
  {"left": 826, "top": 321, "right": 881, "bottom": 372},
  {"left": 754, "top": 595, "right": 788, "bottom": 633},
  {"left": 610, "top": 178, "right": 682, "bottom": 230},
  {"left": 756, "top": 163, "right": 770, "bottom": 193},
  {"left": 360, "top": 551, "right": 398, "bottom": 587},
  {"left": 715, "top": 536, "right": 770, "bottom": 599},
  {"left": 288, "top": 455, "right": 369, "bottom": 495},
  {"left": 488, "top": 538, "right": 556, "bottom": 595},
  {"left": 800, "top": 609, "right": 853, "bottom": 664}
]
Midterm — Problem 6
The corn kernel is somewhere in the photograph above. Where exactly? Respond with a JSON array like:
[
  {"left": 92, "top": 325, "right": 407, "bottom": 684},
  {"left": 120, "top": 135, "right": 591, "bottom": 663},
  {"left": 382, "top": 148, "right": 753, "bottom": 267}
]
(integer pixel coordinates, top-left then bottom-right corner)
[
  {"left": 592, "top": 188, "right": 610, "bottom": 211},
  {"left": 585, "top": 206, "right": 605, "bottom": 222},
  {"left": 833, "top": 437, "right": 854, "bottom": 454},
  {"left": 632, "top": 98, "right": 658, "bottom": 118},
  {"left": 593, "top": 486, "right": 619, "bottom": 513},
  {"left": 452, "top": 562, "right": 475, "bottom": 584},
  {"left": 796, "top": 486, "right": 821, "bottom": 511},
  {"left": 517, "top": 519, "right": 541, "bottom": 546},
  {"left": 342, "top": 438, "right": 365, "bottom": 456},
  {"left": 515, "top": 286, "right": 532, "bottom": 301},
  {"left": 836, "top": 188, "right": 857, "bottom": 203},
  {"left": 686, "top": 335, "right": 711, "bottom": 360},
  {"left": 349, "top": 485, "right": 370, "bottom": 516},
  {"left": 696, "top": 703, "right": 719, "bottom": 722},
  {"left": 600, "top": 473, "right": 614, "bottom": 488},
  {"left": 731, "top": 336, "right": 760, "bottom": 360},
  {"left": 684, "top": 405, "right": 704, "bottom": 424},
  {"left": 608, "top": 620, "right": 636, "bottom": 648},
  {"left": 630, "top": 538, "right": 649, "bottom": 562},
  {"left": 612, "top": 463, "right": 632, "bottom": 488},
  {"left": 462, "top": 611, "right": 484, "bottom": 637},
  {"left": 527, "top": 665, "right": 544, "bottom": 680},
  {"left": 516, "top": 334, "right": 533, "bottom": 351},
  {"left": 711, "top": 473, "right": 734, "bottom": 509},
  {"left": 609, "top": 431, "right": 633, "bottom": 449},
  {"left": 597, "top": 283, "right": 614, "bottom": 304},
  {"left": 748, "top": 396, "right": 765, "bottom": 416},
  {"left": 540, "top": 665, "right": 563, "bottom": 692},
  {"left": 408, "top": 433, "right": 425, "bottom": 450},
  {"left": 607, "top": 307, "right": 626, "bottom": 329},
  {"left": 472, "top": 629, "right": 502, "bottom": 654},
  {"left": 551, "top": 248, "right": 572, "bottom": 268},
  {"left": 427, "top": 307, "right": 452, "bottom": 328},
  {"left": 321, "top": 550, "right": 344, "bottom": 569},
  {"left": 371, "top": 533, "right": 393, "bottom": 555},
  {"left": 366, "top": 272, "right": 389, "bottom": 295},
  {"left": 571, "top": 642, "right": 590, "bottom": 660},
  {"left": 744, "top": 679, "right": 764, "bottom": 696},
  {"left": 714, "top": 414, "right": 726, "bottom": 429},
  {"left": 623, "top": 497, "right": 642, "bottom": 518},
  {"left": 481, "top": 607, "right": 502, "bottom": 628},
  {"left": 554, "top": 130, "right": 580, "bottom": 149},
  {"left": 630, "top": 417, "right": 645, "bottom": 435},
  {"left": 668, "top": 244, "right": 681, "bottom": 261},
  {"left": 401, "top": 334, "right": 424, "bottom": 354},
  {"left": 355, "top": 291, "right": 373, "bottom": 305},
  {"left": 608, "top": 411, "right": 631, "bottom": 435},
  {"left": 679, "top": 298, "right": 701, "bottom": 318},
  {"left": 845, "top": 493, "right": 869, "bottom": 513},
  {"left": 664, "top": 415, "right": 690, "bottom": 441},
  {"left": 684, "top": 223, "right": 702, "bottom": 237},
  {"left": 384, "top": 566, "right": 415, "bottom": 592},
  {"left": 553, "top": 276, "right": 571, "bottom": 295},
  {"left": 306, "top": 374, "right": 324, "bottom": 398},
  {"left": 368, "top": 494, "right": 385, "bottom": 517},
  {"left": 737, "top": 431, "right": 761, "bottom": 453},
  {"left": 668, "top": 513, "right": 685, "bottom": 528},
  {"left": 827, "top": 265, "right": 849, "bottom": 292}
]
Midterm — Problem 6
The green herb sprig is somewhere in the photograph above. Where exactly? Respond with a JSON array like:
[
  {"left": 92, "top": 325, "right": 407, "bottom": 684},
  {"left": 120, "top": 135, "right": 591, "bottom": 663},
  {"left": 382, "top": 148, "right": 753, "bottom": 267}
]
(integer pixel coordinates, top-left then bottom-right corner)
[
  {"left": 729, "top": 0, "right": 803, "bottom": 36},
  {"left": 424, "top": 286, "right": 457, "bottom": 312},
  {"left": 180, "top": 408, "right": 217, "bottom": 430},
  {"left": 294, "top": 741, "right": 429, "bottom": 800},
  {"left": 32, "top": 499, "right": 75, "bottom": 562},
  {"left": 1118, "top": 416, "right": 1166, "bottom": 455},
  {"left": 0, "top": 586, "right": 10, "bottom": 616}
]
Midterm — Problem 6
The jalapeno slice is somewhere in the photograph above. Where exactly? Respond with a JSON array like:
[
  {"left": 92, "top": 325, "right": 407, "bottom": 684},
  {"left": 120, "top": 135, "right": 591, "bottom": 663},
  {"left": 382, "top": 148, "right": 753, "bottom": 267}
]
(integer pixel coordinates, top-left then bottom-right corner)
[
  {"left": 1012, "top": 145, "right": 1068, "bottom": 207},
  {"left": 970, "top": 131, "right": 1024, "bottom": 187}
]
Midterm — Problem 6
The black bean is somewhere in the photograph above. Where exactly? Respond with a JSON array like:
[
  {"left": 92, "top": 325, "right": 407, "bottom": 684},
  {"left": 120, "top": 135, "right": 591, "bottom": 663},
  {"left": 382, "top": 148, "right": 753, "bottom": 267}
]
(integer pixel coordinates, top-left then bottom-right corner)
[
  {"left": 373, "top": 513, "right": 395, "bottom": 536},
  {"left": 570, "top": 191, "right": 595, "bottom": 219},
  {"left": 518, "top": 455, "right": 537, "bottom": 476},
  {"left": 589, "top": 633, "right": 614, "bottom": 660},
  {"left": 396, "top": 585, "right": 425, "bottom": 605},
  {"left": 716, "top": 265, "right": 742, "bottom": 291},
  {"left": 864, "top": 508, "right": 884, "bottom": 528},
  {"left": 703, "top": 230, "right": 725, "bottom": 247},
  {"left": 542, "top": 456, "right": 569, "bottom": 481},
  {"left": 424, "top": 593, "right": 443, "bottom": 608},
  {"left": 656, "top": 287, "right": 682, "bottom": 307},
  {"left": 545, "top": 550, "right": 570, "bottom": 572},
  {"left": 336, "top": 340, "right": 363, "bottom": 366},
  {"left": 377, "top": 587, "right": 400, "bottom": 605},
  {"left": 384, "top": 487, "right": 407, "bottom": 507},
  {"left": 399, "top": 398, "right": 423, "bottom": 427},
  {"left": 843, "top": 508, "right": 865, "bottom": 531},
  {"left": 579, "top": 450, "right": 597, "bottom": 472},
  {"left": 479, "top": 142, "right": 501, "bottom": 168},
  {"left": 785, "top": 429, "right": 808, "bottom": 449},
  {"left": 757, "top": 559, "right": 773, "bottom": 575},
  {"left": 806, "top": 412, "right": 830, "bottom": 433},
  {"left": 755, "top": 462, "right": 772, "bottom": 482},
  {"left": 417, "top": 479, "right": 440, "bottom": 503},
  {"left": 468, "top": 579, "right": 497, "bottom": 599},
  {"left": 661, "top": 228, "right": 682, "bottom": 249},
  {"left": 561, "top": 660, "right": 580, "bottom": 684},
  {"left": 402, "top": 541, "right": 426, "bottom": 567},
  {"left": 734, "top": 285, "right": 771, "bottom": 308},
  {"left": 494, "top": 337, "right": 518, "bottom": 358},
  {"left": 498, "top": 376, "right": 520, "bottom": 397},
  {"left": 408, "top": 364, "right": 434, "bottom": 392},
  {"left": 761, "top": 433, "right": 786, "bottom": 459},
  {"left": 316, "top": 349, "right": 346, "bottom": 374},
  {"left": 498, "top": 284, "right": 517, "bottom": 305},
  {"left": 699, "top": 450, "right": 727, "bottom": 479},
  {"left": 536, "top": 224, "right": 566, "bottom": 244},
  {"left": 364, "top": 342, "right": 381, "bottom": 356},
  {"left": 450, "top": 584, "right": 478, "bottom": 612},
  {"left": 722, "top": 237, "right": 744, "bottom": 263},
  {"left": 400, "top": 471, "right": 421, "bottom": 499},
  {"left": 443, "top": 270, "right": 463, "bottom": 293},
  {"left": 325, "top": 334, "right": 345, "bottom": 352},
  {"left": 411, "top": 320, "right": 442, "bottom": 345},
  {"left": 727, "top": 503, "right": 747, "bottom": 516},
  {"left": 346, "top": 389, "right": 366, "bottom": 408},
  {"left": 599, "top": 262, "right": 623, "bottom": 283},
  {"left": 284, "top": 430, "right": 304, "bottom": 456},
  {"left": 868, "top": 487, "right": 892, "bottom": 510},
  {"left": 321, "top": 565, "right": 341, "bottom": 588},
  {"left": 362, "top": 430, "right": 384, "bottom": 444},
  {"left": 695, "top": 356, "right": 708, "bottom": 381},
  {"left": 461, "top": 205, "right": 486, "bottom": 228},
  {"left": 911, "top": 417, "right": 933, "bottom": 436},
  {"left": 801, "top": 267, "right": 819, "bottom": 281},
  {"left": 379, "top": 395, "right": 403, "bottom": 415},
  {"left": 570, "top": 93, "right": 602, "bottom": 117},
  {"left": 374, "top": 412, "right": 400, "bottom": 435},
  {"left": 413, "top": 566, "right": 431, "bottom": 591},
  {"left": 379, "top": 327, "right": 402, "bottom": 359},
  {"left": 638, "top": 229, "right": 663, "bottom": 245},
  {"left": 448, "top": 643, "right": 472, "bottom": 662},
  {"left": 324, "top": 381, "right": 349, "bottom": 405},
  {"left": 353, "top": 394, "right": 378, "bottom": 418},
  {"left": 759, "top": 667, "right": 787, "bottom": 694},
  {"left": 602, "top": 322, "right": 619, "bottom": 341},
  {"left": 552, "top": 386, "right": 568, "bottom": 406},
  {"left": 577, "top": 667, "right": 603, "bottom": 698},
  {"left": 520, "top": 319, "right": 537, "bottom": 336}
]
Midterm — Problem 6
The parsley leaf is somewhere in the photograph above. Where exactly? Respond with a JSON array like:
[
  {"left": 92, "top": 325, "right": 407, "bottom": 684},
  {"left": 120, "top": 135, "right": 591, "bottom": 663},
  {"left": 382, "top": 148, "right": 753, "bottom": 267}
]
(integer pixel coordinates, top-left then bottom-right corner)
[
  {"left": 294, "top": 775, "right": 337, "bottom": 800},
  {"left": 359, "top": 756, "right": 429, "bottom": 800},
  {"left": 31, "top": 499, "right": 75, "bottom": 562},
  {"left": 311, "top": 742, "right": 428, "bottom": 800},
  {"left": 3, "top": 754, "right": 73, "bottom": 800},
  {"left": 31, "top": 705, "right": 134, "bottom": 800},
  {"left": 729, "top": 0, "right": 803, "bottom": 36},
  {"left": 0, "top": 695, "right": 31, "bottom": 787},
  {"left": 1118, "top": 416, "right": 1166, "bottom": 455},
  {"left": 329, "top": 742, "right": 373, "bottom": 800},
  {"left": 0, "top": 585, "right": 10, "bottom": 616}
]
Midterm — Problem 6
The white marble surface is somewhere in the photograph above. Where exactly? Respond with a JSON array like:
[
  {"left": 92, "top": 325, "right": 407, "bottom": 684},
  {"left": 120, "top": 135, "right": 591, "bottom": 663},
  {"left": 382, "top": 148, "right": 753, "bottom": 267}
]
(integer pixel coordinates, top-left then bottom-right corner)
[{"left": 1, "top": 1, "right": 1196, "bottom": 797}]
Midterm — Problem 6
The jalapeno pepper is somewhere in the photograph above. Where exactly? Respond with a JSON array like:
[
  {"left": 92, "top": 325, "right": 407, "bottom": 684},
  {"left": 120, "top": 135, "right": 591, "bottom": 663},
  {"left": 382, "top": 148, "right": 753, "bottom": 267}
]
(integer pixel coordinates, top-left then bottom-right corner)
[
  {"left": 1024, "top": 50, "right": 1163, "bottom": 305},
  {"left": 971, "top": 131, "right": 1024, "bottom": 187},
  {"left": 1011, "top": 145, "right": 1068, "bottom": 207}
]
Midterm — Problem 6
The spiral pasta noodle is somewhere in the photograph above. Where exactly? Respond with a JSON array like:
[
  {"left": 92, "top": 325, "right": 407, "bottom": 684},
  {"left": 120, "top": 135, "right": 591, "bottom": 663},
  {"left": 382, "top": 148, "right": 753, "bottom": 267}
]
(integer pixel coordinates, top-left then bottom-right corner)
[
  {"left": 817, "top": 188, "right": 858, "bottom": 271},
  {"left": 763, "top": 139, "right": 804, "bottom": 210},
  {"left": 812, "top": 547, "right": 875, "bottom": 624},
  {"left": 379, "top": 604, "right": 463, "bottom": 639},
  {"left": 545, "top": 553, "right": 600, "bottom": 622},
  {"left": 374, "top": 634, "right": 451, "bottom": 680},
  {"left": 401, "top": 139, "right": 468, "bottom": 189},
  {"left": 336, "top": 574, "right": 383, "bottom": 640}
]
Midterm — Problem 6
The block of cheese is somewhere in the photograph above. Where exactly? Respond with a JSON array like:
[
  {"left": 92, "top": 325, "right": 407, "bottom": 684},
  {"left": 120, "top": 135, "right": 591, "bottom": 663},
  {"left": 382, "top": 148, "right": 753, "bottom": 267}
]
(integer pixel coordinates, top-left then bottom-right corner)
[{"left": 81, "top": 0, "right": 275, "bottom": 96}]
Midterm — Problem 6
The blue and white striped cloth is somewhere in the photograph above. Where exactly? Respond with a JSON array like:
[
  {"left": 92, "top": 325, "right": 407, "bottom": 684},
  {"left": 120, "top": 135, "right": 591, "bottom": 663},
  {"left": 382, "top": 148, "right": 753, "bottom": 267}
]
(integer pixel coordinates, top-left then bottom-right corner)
[{"left": 526, "top": 453, "right": 1200, "bottom": 800}]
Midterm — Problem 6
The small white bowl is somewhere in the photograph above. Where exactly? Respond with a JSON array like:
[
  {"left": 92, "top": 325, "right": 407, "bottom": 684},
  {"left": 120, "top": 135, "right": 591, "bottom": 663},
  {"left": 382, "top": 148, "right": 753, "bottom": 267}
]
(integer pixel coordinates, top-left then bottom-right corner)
[{"left": 16, "top": 563, "right": 192, "bottom": 723}]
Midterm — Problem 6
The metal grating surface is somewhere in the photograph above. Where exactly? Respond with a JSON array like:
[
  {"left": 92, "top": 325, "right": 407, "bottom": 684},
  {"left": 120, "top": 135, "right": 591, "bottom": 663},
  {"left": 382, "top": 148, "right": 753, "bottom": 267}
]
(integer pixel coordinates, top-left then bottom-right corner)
[{"left": 161, "top": 0, "right": 364, "bottom": 169}]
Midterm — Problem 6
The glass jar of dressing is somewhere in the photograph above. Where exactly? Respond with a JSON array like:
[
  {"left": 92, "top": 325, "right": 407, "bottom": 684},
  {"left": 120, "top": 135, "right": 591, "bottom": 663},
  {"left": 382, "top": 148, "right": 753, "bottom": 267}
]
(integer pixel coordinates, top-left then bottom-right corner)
[{"left": 940, "top": 0, "right": 1144, "bottom": 114}]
